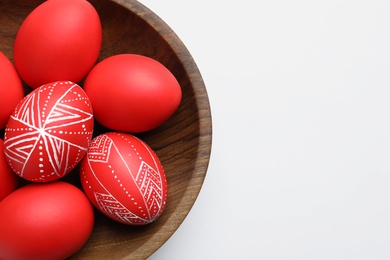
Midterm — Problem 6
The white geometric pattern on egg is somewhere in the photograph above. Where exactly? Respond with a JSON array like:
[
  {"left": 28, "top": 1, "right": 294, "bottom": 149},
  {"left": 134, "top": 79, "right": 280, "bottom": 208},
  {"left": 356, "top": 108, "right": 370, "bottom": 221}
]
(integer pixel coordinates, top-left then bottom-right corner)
[
  {"left": 81, "top": 133, "right": 167, "bottom": 225},
  {"left": 3, "top": 81, "right": 94, "bottom": 182}
]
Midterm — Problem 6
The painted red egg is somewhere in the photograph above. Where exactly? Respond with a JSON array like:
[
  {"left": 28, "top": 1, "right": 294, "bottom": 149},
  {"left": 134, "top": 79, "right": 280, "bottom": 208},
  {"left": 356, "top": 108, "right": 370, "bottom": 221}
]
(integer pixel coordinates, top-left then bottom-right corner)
[
  {"left": 83, "top": 54, "right": 182, "bottom": 133},
  {"left": 0, "top": 52, "right": 24, "bottom": 129},
  {"left": 3, "top": 81, "right": 94, "bottom": 182},
  {"left": 80, "top": 132, "right": 168, "bottom": 225},
  {"left": 0, "top": 139, "right": 19, "bottom": 201},
  {"left": 0, "top": 181, "right": 94, "bottom": 260},
  {"left": 14, "top": 0, "right": 102, "bottom": 88}
]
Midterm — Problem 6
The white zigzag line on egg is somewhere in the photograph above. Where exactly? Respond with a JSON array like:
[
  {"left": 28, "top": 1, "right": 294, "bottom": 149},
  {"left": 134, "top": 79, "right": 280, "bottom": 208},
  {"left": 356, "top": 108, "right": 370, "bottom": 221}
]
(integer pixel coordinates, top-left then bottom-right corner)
[
  {"left": 86, "top": 145, "right": 149, "bottom": 224},
  {"left": 44, "top": 103, "right": 93, "bottom": 130},
  {"left": 87, "top": 135, "right": 112, "bottom": 164},
  {"left": 112, "top": 137, "right": 164, "bottom": 220},
  {"left": 134, "top": 137, "right": 164, "bottom": 215},
  {"left": 4, "top": 134, "right": 38, "bottom": 165},
  {"left": 136, "top": 161, "right": 163, "bottom": 214},
  {"left": 94, "top": 191, "right": 142, "bottom": 223},
  {"left": 44, "top": 84, "right": 93, "bottom": 129}
]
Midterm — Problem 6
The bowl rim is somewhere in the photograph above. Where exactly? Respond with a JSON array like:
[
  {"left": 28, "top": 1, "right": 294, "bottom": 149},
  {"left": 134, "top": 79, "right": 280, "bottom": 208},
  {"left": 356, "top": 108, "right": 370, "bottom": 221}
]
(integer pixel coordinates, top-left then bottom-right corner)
[{"left": 112, "top": 0, "right": 213, "bottom": 258}]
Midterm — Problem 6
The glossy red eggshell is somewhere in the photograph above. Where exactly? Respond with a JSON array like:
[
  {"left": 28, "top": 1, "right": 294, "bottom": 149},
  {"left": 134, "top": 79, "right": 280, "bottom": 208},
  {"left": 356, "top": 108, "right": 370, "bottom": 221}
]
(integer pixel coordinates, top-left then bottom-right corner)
[
  {"left": 0, "top": 181, "right": 94, "bottom": 260},
  {"left": 0, "top": 139, "right": 19, "bottom": 201},
  {"left": 3, "top": 81, "right": 94, "bottom": 182},
  {"left": 80, "top": 132, "right": 168, "bottom": 225},
  {"left": 83, "top": 54, "right": 182, "bottom": 133},
  {"left": 14, "top": 0, "right": 102, "bottom": 88},
  {"left": 0, "top": 52, "right": 24, "bottom": 129}
]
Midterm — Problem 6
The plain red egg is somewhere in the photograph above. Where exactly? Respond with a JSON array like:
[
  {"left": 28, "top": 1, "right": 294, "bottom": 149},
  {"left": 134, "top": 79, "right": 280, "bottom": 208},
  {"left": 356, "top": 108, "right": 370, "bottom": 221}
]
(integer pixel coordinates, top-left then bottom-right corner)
[
  {"left": 14, "top": 0, "right": 102, "bottom": 88},
  {"left": 0, "top": 52, "right": 24, "bottom": 129},
  {"left": 83, "top": 54, "right": 182, "bottom": 133},
  {"left": 0, "top": 139, "right": 19, "bottom": 202},
  {"left": 80, "top": 132, "right": 168, "bottom": 225},
  {"left": 0, "top": 181, "right": 94, "bottom": 260},
  {"left": 3, "top": 81, "right": 94, "bottom": 182}
]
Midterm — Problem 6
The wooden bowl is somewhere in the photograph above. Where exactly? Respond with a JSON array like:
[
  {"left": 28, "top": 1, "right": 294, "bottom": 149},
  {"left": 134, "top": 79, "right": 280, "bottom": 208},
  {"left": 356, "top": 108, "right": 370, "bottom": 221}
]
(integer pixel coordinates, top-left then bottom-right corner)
[{"left": 0, "top": 0, "right": 212, "bottom": 259}]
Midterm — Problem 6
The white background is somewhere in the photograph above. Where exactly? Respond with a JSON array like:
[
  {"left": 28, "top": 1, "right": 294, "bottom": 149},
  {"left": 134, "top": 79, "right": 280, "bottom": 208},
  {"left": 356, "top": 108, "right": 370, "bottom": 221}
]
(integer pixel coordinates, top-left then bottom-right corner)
[{"left": 138, "top": 1, "right": 390, "bottom": 259}]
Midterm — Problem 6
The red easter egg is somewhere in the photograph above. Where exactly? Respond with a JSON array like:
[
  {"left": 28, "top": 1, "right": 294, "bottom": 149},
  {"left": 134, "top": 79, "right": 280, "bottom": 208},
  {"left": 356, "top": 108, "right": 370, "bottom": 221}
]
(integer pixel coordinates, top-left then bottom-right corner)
[
  {"left": 0, "top": 139, "right": 19, "bottom": 201},
  {"left": 83, "top": 54, "right": 182, "bottom": 133},
  {"left": 0, "top": 52, "right": 24, "bottom": 129},
  {"left": 3, "top": 81, "right": 94, "bottom": 182},
  {"left": 80, "top": 132, "right": 168, "bottom": 225},
  {"left": 0, "top": 181, "right": 94, "bottom": 260},
  {"left": 14, "top": 0, "right": 102, "bottom": 88}
]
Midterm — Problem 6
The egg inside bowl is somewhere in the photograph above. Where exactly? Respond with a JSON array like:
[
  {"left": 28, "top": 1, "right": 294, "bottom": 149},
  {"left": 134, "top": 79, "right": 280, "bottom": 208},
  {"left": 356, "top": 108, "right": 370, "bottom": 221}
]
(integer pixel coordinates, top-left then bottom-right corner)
[{"left": 0, "top": 0, "right": 212, "bottom": 259}]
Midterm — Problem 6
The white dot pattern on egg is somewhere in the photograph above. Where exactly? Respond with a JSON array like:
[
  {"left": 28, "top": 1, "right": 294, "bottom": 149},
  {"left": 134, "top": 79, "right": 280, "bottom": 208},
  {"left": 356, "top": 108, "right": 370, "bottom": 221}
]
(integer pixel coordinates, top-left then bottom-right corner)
[
  {"left": 80, "top": 132, "right": 168, "bottom": 225},
  {"left": 3, "top": 81, "right": 94, "bottom": 182}
]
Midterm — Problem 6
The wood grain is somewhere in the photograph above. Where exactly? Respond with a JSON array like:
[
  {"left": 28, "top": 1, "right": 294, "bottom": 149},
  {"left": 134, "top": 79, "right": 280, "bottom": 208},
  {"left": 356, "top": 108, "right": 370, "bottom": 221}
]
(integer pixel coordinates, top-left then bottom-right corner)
[{"left": 0, "top": 0, "right": 212, "bottom": 259}]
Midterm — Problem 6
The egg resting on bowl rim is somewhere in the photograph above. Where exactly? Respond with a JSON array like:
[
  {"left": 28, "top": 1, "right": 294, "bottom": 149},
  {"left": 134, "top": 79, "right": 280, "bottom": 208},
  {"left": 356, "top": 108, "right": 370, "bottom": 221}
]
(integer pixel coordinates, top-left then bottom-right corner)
[{"left": 80, "top": 132, "right": 168, "bottom": 225}]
